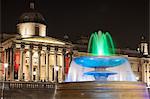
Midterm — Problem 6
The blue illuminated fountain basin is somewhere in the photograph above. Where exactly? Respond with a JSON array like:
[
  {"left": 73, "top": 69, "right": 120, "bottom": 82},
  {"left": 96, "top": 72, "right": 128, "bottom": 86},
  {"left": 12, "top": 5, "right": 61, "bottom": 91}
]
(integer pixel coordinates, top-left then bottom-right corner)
[
  {"left": 84, "top": 70, "right": 117, "bottom": 80},
  {"left": 74, "top": 56, "right": 127, "bottom": 80},
  {"left": 74, "top": 56, "right": 127, "bottom": 68}
]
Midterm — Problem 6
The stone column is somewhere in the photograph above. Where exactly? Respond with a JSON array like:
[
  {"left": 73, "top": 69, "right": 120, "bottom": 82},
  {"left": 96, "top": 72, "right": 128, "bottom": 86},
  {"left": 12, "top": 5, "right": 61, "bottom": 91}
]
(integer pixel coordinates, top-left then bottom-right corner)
[
  {"left": 11, "top": 44, "right": 16, "bottom": 81},
  {"left": 18, "top": 44, "right": 25, "bottom": 81},
  {"left": 62, "top": 48, "right": 66, "bottom": 81},
  {"left": 0, "top": 46, "right": 2, "bottom": 80},
  {"left": 142, "top": 62, "right": 145, "bottom": 82},
  {"left": 54, "top": 47, "right": 58, "bottom": 82},
  {"left": 46, "top": 46, "right": 50, "bottom": 81},
  {"left": 6, "top": 48, "right": 10, "bottom": 80},
  {"left": 0, "top": 42, "right": 2, "bottom": 80},
  {"left": 9, "top": 47, "right": 13, "bottom": 80},
  {"left": 70, "top": 49, "right": 73, "bottom": 62},
  {"left": 29, "top": 44, "right": 33, "bottom": 81},
  {"left": 144, "top": 63, "right": 146, "bottom": 83},
  {"left": 147, "top": 62, "right": 150, "bottom": 86},
  {"left": 145, "top": 64, "right": 147, "bottom": 83},
  {"left": 6, "top": 49, "right": 9, "bottom": 80},
  {"left": 37, "top": 45, "right": 42, "bottom": 81},
  {"left": 4, "top": 49, "right": 7, "bottom": 80},
  {"left": 4, "top": 49, "right": 7, "bottom": 66}
]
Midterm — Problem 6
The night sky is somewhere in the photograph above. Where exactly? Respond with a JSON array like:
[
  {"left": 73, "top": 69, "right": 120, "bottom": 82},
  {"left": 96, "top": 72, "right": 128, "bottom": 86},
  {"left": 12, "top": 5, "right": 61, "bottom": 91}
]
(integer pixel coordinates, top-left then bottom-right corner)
[{"left": 1, "top": 0, "right": 149, "bottom": 49}]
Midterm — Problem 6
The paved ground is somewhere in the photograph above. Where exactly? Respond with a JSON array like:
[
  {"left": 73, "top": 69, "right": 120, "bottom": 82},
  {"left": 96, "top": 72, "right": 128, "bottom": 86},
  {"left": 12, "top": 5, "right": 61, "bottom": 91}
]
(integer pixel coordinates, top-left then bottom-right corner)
[
  {"left": 0, "top": 81, "right": 149, "bottom": 99},
  {"left": 1, "top": 89, "right": 55, "bottom": 99},
  {"left": 55, "top": 81, "right": 150, "bottom": 99},
  {"left": 1, "top": 88, "right": 150, "bottom": 99}
]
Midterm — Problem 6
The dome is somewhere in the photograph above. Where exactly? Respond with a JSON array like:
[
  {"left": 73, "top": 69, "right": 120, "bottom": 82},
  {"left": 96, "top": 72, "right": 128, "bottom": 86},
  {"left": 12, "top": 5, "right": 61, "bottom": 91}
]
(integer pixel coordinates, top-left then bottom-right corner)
[
  {"left": 18, "top": 1, "right": 46, "bottom": 25},
  {"left": 17, "top": 1, "right": 47, "bottom": 38},
  {"left": 18, "top": 11, "right": 46, "bottom": 25}
]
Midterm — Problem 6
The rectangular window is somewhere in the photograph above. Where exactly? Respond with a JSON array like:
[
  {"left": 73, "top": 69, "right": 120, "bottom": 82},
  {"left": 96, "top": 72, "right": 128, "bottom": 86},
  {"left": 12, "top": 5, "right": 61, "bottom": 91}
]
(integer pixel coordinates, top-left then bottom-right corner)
[
  {"left": 35, "top": 26, "right": 39, "bottom": 36},
  {"left": 33, "top": 67, "right": 36, "bottom": 71}
]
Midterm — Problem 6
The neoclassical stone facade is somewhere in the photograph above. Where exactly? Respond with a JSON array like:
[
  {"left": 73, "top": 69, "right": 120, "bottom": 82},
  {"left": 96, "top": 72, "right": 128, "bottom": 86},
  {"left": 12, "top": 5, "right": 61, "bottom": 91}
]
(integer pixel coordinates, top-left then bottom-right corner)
[
  {"left": 141, "top": 58, "right": 150, "bottom": 86},
  {"left": 0, "top": 1, "right": 73, "bottom": 82},
  {"left": 0, "top": 37, "right": 73, "bottom": 82}
]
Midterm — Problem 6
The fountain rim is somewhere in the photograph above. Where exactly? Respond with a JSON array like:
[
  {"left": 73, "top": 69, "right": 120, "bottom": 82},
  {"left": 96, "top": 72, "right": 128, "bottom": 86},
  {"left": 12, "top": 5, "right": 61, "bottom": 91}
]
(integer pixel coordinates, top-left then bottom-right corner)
[
  {"left": 74, "top": 55, "right": 127, "bottom": 68},
  {"left": 75, "top": 55, "right": 127, "bottom": 58}
]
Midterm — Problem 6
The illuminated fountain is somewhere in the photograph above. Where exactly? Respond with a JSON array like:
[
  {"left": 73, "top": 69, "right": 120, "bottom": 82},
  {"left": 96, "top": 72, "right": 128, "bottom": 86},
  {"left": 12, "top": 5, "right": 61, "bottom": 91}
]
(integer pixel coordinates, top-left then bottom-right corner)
[
  {"left": 66, "top": 31, "right": 136, "bottom": 82},
  {"left": 55, "top": 30, "right": 149, "bottom": 99}
]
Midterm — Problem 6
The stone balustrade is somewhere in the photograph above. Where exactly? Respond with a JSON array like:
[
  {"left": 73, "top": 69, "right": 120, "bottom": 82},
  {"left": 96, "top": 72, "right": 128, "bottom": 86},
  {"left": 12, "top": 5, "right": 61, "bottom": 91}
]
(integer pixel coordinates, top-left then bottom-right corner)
[{"left": 0, "top": 81, "right": 55, "bottom": 89}]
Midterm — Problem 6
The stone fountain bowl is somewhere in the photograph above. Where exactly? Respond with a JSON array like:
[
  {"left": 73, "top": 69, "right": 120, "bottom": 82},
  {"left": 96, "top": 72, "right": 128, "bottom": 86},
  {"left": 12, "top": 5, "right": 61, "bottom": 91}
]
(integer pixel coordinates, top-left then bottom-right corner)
[{"left": 74, "top": 56, "right": 127, "bottom": 68}]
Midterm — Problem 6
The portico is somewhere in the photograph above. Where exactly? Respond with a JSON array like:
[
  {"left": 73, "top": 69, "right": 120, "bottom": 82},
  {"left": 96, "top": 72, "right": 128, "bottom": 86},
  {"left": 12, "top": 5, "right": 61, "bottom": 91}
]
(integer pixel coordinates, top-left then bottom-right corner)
[{"left": 1, "top": 37, "right": 73, "bottom": 82}]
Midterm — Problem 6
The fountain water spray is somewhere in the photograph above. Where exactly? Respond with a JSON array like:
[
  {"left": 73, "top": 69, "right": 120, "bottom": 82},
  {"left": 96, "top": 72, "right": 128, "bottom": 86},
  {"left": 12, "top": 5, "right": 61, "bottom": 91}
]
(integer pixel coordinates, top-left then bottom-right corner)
[
  {"left": 88, "top": 31, "right": 115, "bottom": 56},
  {"left": 66, "top": 30, "right": 136, "bottom": 82}
]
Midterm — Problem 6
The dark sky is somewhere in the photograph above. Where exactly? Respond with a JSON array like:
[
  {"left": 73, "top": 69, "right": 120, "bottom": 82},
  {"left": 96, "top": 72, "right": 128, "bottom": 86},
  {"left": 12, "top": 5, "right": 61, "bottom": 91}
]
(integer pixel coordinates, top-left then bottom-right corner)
[{"left": 1, "top": 0, "right": 149, "bottom": 49}]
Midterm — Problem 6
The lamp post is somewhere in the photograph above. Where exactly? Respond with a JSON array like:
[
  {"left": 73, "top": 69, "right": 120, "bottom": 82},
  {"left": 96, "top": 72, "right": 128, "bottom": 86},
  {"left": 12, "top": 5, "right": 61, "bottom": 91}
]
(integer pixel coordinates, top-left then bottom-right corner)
[
  {"left": 4, "top": 63, "right": 8, "bottom": 81},
  {"left": 33, "top": 71, "right": 36, "bottom": 81},
  {"left": 55, "top": 66, "right": 59, "bottom": 83},
  {"left": 1, "top": 63, "right": 8, "bottom": 99}
]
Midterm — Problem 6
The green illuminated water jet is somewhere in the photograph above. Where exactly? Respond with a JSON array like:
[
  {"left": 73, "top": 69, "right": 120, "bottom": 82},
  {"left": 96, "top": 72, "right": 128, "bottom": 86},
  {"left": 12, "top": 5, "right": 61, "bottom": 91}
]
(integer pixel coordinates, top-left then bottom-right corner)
[{"left": 88, "top": 30, "right": 116, "bottom": 56}]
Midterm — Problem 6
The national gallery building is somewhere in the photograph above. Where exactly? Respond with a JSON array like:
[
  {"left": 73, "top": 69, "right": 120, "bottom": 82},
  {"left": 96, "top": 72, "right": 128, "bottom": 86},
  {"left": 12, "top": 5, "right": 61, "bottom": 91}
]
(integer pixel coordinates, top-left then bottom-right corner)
[
  {"left": 1, "top": 1, "right": 150, "bottom": 87},
  {"left": 0, "top": 2, "right": 73, "bottom": 82}
]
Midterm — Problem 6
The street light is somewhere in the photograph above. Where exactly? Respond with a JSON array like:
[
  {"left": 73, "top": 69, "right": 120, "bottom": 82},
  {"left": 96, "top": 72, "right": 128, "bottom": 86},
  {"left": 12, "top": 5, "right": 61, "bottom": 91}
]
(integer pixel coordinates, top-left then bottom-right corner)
[
  {"left": 55, "top": 66, "right": 59, "bottom": 71},
  {"left": 33, "top": 71, "right": 36, "bottom": 81},
  {"left": 136, "top": 76, "right": 139, "bottom": 81},
  {"left": 55, "top": 65, "right": 59, "bottom": 83},
  {"left": 4, "top": 63, "right": 8, "bottom": 81},
  {"left": 1, "top": 63, "right": 8, "bottom": 99}
]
